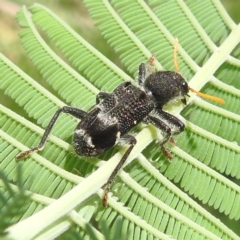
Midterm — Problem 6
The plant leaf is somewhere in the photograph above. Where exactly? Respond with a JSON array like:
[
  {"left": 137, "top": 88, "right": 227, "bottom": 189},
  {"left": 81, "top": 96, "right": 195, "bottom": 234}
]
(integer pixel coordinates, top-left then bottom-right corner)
[{"left": 0, "top": 0, "right": 240, "bottom": 239}]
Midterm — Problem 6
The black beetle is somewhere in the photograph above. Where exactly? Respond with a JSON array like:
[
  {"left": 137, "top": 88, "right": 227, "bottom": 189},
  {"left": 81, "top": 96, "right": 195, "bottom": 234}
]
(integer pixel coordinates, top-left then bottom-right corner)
[{"left": 17, "top": 40, "right": 224, "bottom": 206}]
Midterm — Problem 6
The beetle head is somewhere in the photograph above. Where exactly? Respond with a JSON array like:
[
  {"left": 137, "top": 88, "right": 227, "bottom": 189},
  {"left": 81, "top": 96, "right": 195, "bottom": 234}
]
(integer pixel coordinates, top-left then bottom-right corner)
[{"left": 144, "top": 71, "right": 189, "bottom": 108}]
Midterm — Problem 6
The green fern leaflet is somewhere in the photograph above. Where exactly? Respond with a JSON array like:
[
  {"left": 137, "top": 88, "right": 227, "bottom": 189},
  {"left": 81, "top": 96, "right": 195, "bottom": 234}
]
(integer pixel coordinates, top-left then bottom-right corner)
[{"left": 0, "top": 0, "right": 240, "bottom": 239}]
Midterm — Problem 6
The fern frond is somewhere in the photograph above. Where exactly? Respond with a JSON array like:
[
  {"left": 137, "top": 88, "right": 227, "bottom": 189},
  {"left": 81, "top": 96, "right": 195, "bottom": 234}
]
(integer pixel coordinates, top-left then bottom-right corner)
[
  {"left": 0, "top": 53, "right": 79, "bottom": 138},
  {"left": 182, "top": 102, "right": 240, "bottom": 160},
  {"left": 185, "top": 0, "right": 236, "bottom": 43},
  {"left": 83, "top": 0, "right": 240, "bottom": 216},
  {"left": 115, "top": 165, "right": 236, "bottom": 239},
  {"left": 0, "top": 0, "right": 240, "bottom": 239},
  {"left": 0, "top": 102, "right": 96, "bottom": 179},
  {"left": 16, "top": 7, "right": 98, "bottom": 109},
  {"left": 29, "top": 4, "right": 130, "bottom": 93},
  {"left": 83, "top": 0, "right": 160, "bottom": 74},
  {"left": 0, "top": 165, "right": 30, "bottom": 235}
]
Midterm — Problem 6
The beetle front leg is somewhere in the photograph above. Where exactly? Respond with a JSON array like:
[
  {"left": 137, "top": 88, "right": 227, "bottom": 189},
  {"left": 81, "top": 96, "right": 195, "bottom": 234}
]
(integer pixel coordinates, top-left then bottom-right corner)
[
  {"left": 102, "top": 134, "right": 136, "bottom": 207},
  {"left": 16, "top": 106, "right": 86, "bottom": 160},
  {"left": 138, "top": 54, "right": 157, "bottom": 86},
  {"left": 145, "top": 115, "right": 173, "bottom": 160},
  {"left": 138, "top": 63, "right": 146, "bottom": 86},
  {"left": 156, "top": 109, "right": 185, "bottom": 136},
  {"left": 96, "top": 92, "right": 112, "bottom": 104}
]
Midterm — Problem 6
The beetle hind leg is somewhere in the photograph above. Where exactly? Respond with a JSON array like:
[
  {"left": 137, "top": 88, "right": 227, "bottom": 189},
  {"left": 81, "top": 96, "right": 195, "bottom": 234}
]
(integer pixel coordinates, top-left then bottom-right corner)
[
  {"left": 16, "top": 106, "right": 86, "bottom": 160},
  {"left": 102, "top": 134, "right": 136, "bottom": 207}
]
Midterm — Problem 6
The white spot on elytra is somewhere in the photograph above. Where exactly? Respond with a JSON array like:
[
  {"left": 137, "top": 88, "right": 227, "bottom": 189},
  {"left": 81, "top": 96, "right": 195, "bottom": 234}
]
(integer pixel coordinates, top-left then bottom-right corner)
[
  {"left": 98, "top": 113, "right": 118, "bottom": 125},
  {"left": 86, "top": 134, "right": 94, "bottom": 147},
  {"left": 115, "top": 131, "right": 121, "bottom": 144},
  {"left": 117, "top": 131, "right": 121, "bottom": 138},
  {"left": 75, "top": 129, "right": 85, "bottom": 135}
]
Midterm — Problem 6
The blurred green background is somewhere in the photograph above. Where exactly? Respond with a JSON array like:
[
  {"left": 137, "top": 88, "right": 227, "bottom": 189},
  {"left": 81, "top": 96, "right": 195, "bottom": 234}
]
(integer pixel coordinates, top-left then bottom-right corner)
[{"left": 0, "top": 0, "right": 239, "bottom": 236}]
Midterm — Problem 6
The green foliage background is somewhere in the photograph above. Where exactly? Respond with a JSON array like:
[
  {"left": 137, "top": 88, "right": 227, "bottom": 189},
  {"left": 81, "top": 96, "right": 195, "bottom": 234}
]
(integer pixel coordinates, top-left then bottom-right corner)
[{"left": 0, "top": 0, "right": 240, "bottom": 239}]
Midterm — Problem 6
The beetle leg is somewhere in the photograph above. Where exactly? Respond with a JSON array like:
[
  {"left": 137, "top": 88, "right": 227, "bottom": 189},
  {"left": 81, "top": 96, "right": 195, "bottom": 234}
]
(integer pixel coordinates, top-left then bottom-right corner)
[
  {"left": 16, "top": 106, "right": 86, "bottom": 160},
  {"left": 145, "top": 115, "right": 171, "bottom": 145},
  {"left": 102, "top": 134, "right": 136, "bottom": 207},
  {"left": 145, "top": 115, "right": 173, "bottom": 160},
  {"left": 156, "top": 109, "right": 185, "bottom": 136},
  {"left": 138, "top": 63, "right": 146, "bottom": 86},
  {"left": 96, "top": 92, "right": 112, "bottom": 104}
]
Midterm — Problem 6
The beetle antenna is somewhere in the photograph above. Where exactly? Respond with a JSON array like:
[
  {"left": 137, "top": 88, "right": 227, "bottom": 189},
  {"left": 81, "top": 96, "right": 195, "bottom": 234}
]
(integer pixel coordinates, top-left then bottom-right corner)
[
  {"left": 174, "top": 38, "right": 179, "bottom": 72},
  {"left": 149, "top": 54, "right": 156, "bottom": 67},
  {"left": 173, "top": 39, "right": 225, "bottom": 104},
  {"left": 188, "top": 87, "right": 225, "bottom": 104}
]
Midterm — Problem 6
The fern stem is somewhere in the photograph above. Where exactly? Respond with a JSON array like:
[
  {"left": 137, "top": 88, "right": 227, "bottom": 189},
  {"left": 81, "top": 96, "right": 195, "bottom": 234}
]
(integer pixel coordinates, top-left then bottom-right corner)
[
  {"left": 189, "top": 24, "right": 240, "bottom": 90},
  {"left": 211, "top": 76, "right": 240, "bottom": 97},
  {"left": 0, "top": 54, "right": 64, "bottom": 108},
  {"left": 6, "top": 126, "right": 156, "bottom": 240},
  {"left": 118, "top": 170, "right": 221, "bottom": 240},
  {"left": 0, "top": 130, "right": 81, "bottom": 183},
  {"left": 102, "top": 0, "right": 159, "bottom": 67},
  {"left": 33, "top": 3, "right": 131, "bottom": 82},
  {"left": 21, "top": 6, "right": 99, "bottom": 96},
  {"left": 138, "top": 0, "right": 199, "bottom": 72},
  {"left": 176, "top": 0, "right": 217, "bottom": 51},
  {"left": 101, "top": 187, "right": 172, "bottom": 240},
  {"left": 172, "top": 143, "right": 240, "bottom": 194},
  {"left": 182, "top": 118, "right": 240, "bottom": 157},
  {"left": 137, "top": 155, "right": 239, "bottom": 240},
  {"left": 212, "top": 0, "right": 236, "bottom": 29},
  {"left": 0, "top": 104, "right": 71, "bottom": 151},
  {"left": 194, "top": 98, "right": 240, "bottom": 123},
  {"left": 0, "top": 180, "right": 104, "bottom": 240}
]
